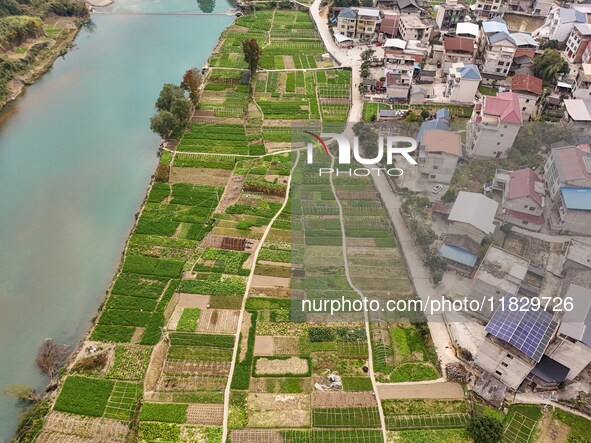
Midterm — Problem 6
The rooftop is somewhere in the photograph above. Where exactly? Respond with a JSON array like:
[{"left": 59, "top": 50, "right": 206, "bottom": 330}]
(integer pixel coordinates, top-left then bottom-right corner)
[
  {"left": 485, "top": 293, "right": 558, "bottom": 362},
  {"left": 449, "top": 191, "right": 498, "bottom": 235},
  {"left": 531, "top": 355, "right": 570, "bottom": 384},
  {"left": 357, "top": 7, "right": 381, "bottom": 18},
  {"left": 559, "top": 7, "right": 587, "bottom": 25},
  {"left": 511, "top": 74, "right": 543, "bottom": 96},
  {"left": 400, "top": 14, "right": 432, "bottom": 29},
  {"left": 560, "top": 187, "right": 591, "bottom": 210},
  {"left": 483, "top": 92, "right": 523, "bottom": 124},
  {"left": 439, "top": 244, "right": 478, "bottom": 267},
  {"left": 574, "top": 23, "right": 591, "bottom": 36},
  {"left": 456, "top": 22, "right": 479, "bottom": 38},
  {"left": 510, "top": 33, "right": 538, "bottom": 48},
  {"left": 481, "top": 19, "right": 509, "bottom": 35},
  {"left": 422, "top": 129, "right": 462, "bottom": 156},
  {"left": 475, "top": 245, "right": 529, "bottom": 294},
  {"left": 551, "top": 145, "right": 591, "bottom": 182},
  {"left": 565, "top": 239, "right": 591, "bottom": 269},
  {"left": 564, "top": 99, "right": 591, "bottom": 121},
  {"left": 417, "top": 109, "right": 450, "bottom": 142},
  {"left": 384, "top": 38, "right": 407, "bottom": 50},
  {"left": 507, "top": 168, "right": 545, "bottom": 206},
  {"left": 338, "top": 8, "right": 357, "bottom": 19},
  {"left": 559, "top": 284, "right": 591, "bottom": 347},
  {"left": 444, "top": 36, "right": 475, "bottom": 53},
  {"left": 456, "top": 63, "right": 481, "bottom": 80}
]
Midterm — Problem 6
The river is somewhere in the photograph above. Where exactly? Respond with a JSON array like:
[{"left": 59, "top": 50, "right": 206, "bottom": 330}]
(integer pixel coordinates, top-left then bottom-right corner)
[{"left": 0, "top": 1, "right": 233, "bottom": 439}]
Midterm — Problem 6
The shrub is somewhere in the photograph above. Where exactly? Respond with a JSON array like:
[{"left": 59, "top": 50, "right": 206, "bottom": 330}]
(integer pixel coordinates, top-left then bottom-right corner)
[
  {"left": 308, "top": 327, "right": 335, "bottom": 342},
  {"left": 466, "top": 415, "right": 503, "bottom": 443}
]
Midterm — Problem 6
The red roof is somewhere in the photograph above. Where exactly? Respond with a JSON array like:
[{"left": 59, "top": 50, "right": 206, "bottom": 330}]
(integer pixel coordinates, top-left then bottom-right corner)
[
  {"left": 507, "top": 168, "right": 544, "bottom": 206},
  {"left": 511, "top": 74, "right": 543, "bottom": 96},
  {"left": 483, "top": 91, "right": 523, "bottom": 124},
  {"left": 380, "top": 14, "right": 400, "bottom": 35},
  {"left": 506, "top": 209, "right": 545, "bottom": 225},
  {"left": 443, "top": 36, "right": 475, "bottom": 53},
  {"left": 555, "top": 146, "right": 591, "bottom": 181}
]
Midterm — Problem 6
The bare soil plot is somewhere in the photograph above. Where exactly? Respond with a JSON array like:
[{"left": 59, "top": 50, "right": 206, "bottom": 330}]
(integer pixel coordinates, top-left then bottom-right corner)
[
  {"left": 239, "top": 312, "right": 252, "bottom": 362},
  {"left": 312, "top": 392, "right": 377, "bottom": 408},
  {"left": 163, "top": 359, "right": 231, "bottom": 375},
  {"left": 216, "top": 175, "right": 244, "bottom": 213},
  {"left": 273, "top": 336, "right": 300, "bottom": 355},
  {"left": 535, "top": 412, "right": 570, "bottom": 443},
  {"left": 377, "top": 382, "right": 463, "bottom": 400},
  {"left": 248, "top": 287, "right": 291, "bottom": 298},
  {"left": 251, "top": 275, "right": 291, "bottom": 288},
  {"left": 144, "top": 340, "right": 169, "bottom": 391},
  {"left": 158, "top": 374, "right": 227, "bottom": 391},
  {"left": 254, "top": 336, "right": 275, "bottom": 356},
  {"left": 247, "top": 393, "right": 311, "bottom": 427},
  {"left": 177, "top": 293, "right": 210, "bottom": 309},
  {"left": 170, "top": 167, "right": 231, "bottom": 186},
  {"left": 283, "top": 56, "right": 295, "bottom": 69},
  {"left": 168, "top": 306, "right": 184, "bottom": 330},
  {"left": 186, "top": 403, "right": 224, "bottom": 425},
  {"left": 197, "top": 309, "right": 240, "bottom": 334},
  {"left": 255, "top": 357, "right": 309, "bottom": 375},
  {"left": 40, "top": 412, "right": 128, "bottom": 442}
]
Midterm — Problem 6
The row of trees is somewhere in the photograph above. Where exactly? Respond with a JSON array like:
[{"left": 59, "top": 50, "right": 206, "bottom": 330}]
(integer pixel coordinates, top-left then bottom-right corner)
[{"left": 0, "top": 0, "right": 88, "bottom": 19}]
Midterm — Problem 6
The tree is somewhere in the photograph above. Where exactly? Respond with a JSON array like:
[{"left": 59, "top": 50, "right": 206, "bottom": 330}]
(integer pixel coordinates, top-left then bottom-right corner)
[
  {"left": 155, "top": 83, "right": 185, "bottom": 112},
  {"left": 150, "top": 110, "right": 180, "bottom": 139},
  {"left": 533, "top": 49, "right": 569, "bottom": 84},
  {"left": 360, "top": 66, "right": 370, "bottom": 78},
  {"left": 170, "top": 96, "right": 191, "bottom": 123},
  {"left": 466, "top": 415, "right": 504, "bottom": 443},
  {"left": 181, "top": 68, "right": 202, "bottom": 106},
  {"left": 420, "top": 109, "right": 430, "bottom": 120},
  {"left": 2, "top": 385, "right": 42, "bottom": 403},
  {"left": 36, "top": 339, "right": 69, "bottom": 379},
  {"left": 360, "top": 48, "right": 375, "bottom": 63},
  {"left": 242, "top": 38, "right": 262, "bottom": 76}
]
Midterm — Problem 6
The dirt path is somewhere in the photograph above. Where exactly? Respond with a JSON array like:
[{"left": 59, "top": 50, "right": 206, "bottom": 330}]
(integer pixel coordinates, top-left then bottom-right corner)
[{"left": 377, "top": 382, "right": 464, "bottom": 400}]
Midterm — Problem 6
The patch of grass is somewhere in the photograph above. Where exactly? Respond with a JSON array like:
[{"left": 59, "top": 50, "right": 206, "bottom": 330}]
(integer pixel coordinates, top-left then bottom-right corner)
[
  {"left": 312, "top": 407, "right": 381, "bottom": 428},
  {"left": 387, "top": 429, "right": 471, "bottom": 443},
  {"left": 176, "top": 308, "right": 201, "bottom": 332},
  {"left": 342, "top": 376, "right": 373, "bottom": 392},
  {"left": 139, "top": 402, "right": 187, "bottom": 423},
  {"left": 106, "top": 346, "right": 151, "bottom": 381},
  {"left": 390, "top": 362, "right": 439, "bottom": 382},
  {"left": 554, "top": 409, "right": 591, "bottom": 442}
]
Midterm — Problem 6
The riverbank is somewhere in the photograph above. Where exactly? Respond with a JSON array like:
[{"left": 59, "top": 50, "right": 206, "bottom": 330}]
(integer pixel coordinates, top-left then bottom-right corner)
[{"left": 0, "top": 17, "right": 86, "bottom": 112}]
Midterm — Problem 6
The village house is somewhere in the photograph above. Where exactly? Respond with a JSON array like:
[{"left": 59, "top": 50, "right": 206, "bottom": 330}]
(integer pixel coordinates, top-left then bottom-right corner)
[
  {"left": 542, "top": 7, "right": 587, "bottom": 43},
  {"left": 475, "top": 294, "right": 559, "bottom": 390},
  {"left": 398, "top": 14, "right": 433, "bottom": 44},
  {"left": 583, "top": 41, "right": 591, "bottom": 64},
  {"left": 544, "top": 145, "right": 591, "bottom": 199},
  {"left": 552, "top": 187, "right": 591, "bottom": 235},
  {"left": 565, "top": 24, "right": 591, "bottom": 64},
  {"left": 409, "top": 85, "right": 433, "bottom": 103},
  {"left": 572, "top": 64, "right": 591, "bottom": 99},
  {"left": 544, "top": 284, "right": 591, "bottom": 381},
  {"left": 501, "top": 168, "right": 545, "bottom": 231},
  {"left": 562, "top": 99, "right": 591, "bottom": 136},
  {"left": 467, "top": 92, "right": 523, "bottom": 158},
  {"left": 477, "top": 19, "right": 516, "bottom": 79},
  {"left": 456, "top": 22, "right": 479, "bottom": 39},
  {"left": 435, "top": 0, "right": 467, "bottom": 31},
  {"left": 336, "top": 7, "right": 381, "bottom": 40},
  {"left": 510, "top": 74, "right": 543, "bottom": 120},
  {"left": 445, "top": 63, "right": 481, "bottom": 103},
  {"left": 505, "top": 0, "right": 552, "bottom": 16},
  {"left": 379, "top": 14, "right": 400, "bottom": 39},
  {"left": 447, "top": 191, "right": 498, "bottom": 244},
  {"left": 443, "top": 36, "right": 477, "bottom": 64},
  {"left": 474, "top": 0, "right": 502, "bottom": 18},
  {"left": 418, "top": 128, "right": 462, "bottom": 183},
  {"left": 438, "top": 233, "right": 480, "bottom": 276}
]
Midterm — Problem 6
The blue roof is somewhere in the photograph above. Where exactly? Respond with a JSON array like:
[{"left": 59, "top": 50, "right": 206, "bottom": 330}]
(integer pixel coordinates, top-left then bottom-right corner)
[
  {"left": 458, "top": 64, "right": 481, "bottom": 80},
  {"left": 486, "top": 294, "right": 558, "bottom": 362},
  {"left": 338, "top": 7, "right": 357, "bottom": 19},
  {"left": 481, "top": 20, "right": 509, "bottom": 34},
  {"left": 561, "top": 187, "right": 591, "bottom": 210},
  {"left": 438, "top": 245, "right": 478, "bottom": 267},
  {"left": 436, "top": 108, "right": 451, "bottom": 121}
]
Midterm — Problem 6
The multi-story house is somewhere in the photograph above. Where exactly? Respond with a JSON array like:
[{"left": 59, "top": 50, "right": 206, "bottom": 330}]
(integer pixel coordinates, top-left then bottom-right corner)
[
  {"left": 398, "top": 14, "right": 433, "bottom": 44},
  {"left": 505, "top": 0, "right": 552, "bottom": 16},
  {"left": 583, "top": 41, "right": 591, "bottom": 64},
  {"left": 510, "top": 74, "right": 543, "bottom": 120},
  {"left": 573, "top": 64, "right": 591, "bottom": 99},
  {"left": 474, "top": 0, "right": 502, "bottom": 18},
  {"left": 418, "top": 128, "right": 462, "bottom": 183},
  {"left": 456, "top": 22, "right": 479, "bottom": 39},
  {"left": 448, "top": 191, "right": 498, "bottom": 244},
  {"left": 445, "top": 63, "right": 481, "bottom": 103},
  {"left": 336, "top": 7, "right": 381, "bottom": 40},
  {"left": 542, "top": 7, "right": 587, "bottom": 43},
  {"left": 544, "top": 145, "right": 591, "bottom": 199},
  {"left": 563, "top": 99, "right": 591, "bottom": 136},
  {"left": 443, "top": 36, "right": 476, "bottom": 64},
  {"left": 467, "top": 92, "right": 523, "bottom": 158},
  {"left": 501, "top": 168, "right": 545, "bottom": 231},
  {"left": 477, "top": 19, "right": 517, "bottom": 79},
  {"left": 435, "top": 0, "right": 467, "bottom": 31},
  {"left": 554, "top": 187, "right": 591, "bottom": 235},
  {"left": 565, "top": 24, "right": 591, "bottom": 63}
]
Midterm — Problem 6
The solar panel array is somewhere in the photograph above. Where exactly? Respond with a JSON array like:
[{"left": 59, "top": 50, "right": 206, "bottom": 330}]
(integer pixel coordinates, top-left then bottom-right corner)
[{"left": 485, "top": 294, "right": 558, "bottom": 362}]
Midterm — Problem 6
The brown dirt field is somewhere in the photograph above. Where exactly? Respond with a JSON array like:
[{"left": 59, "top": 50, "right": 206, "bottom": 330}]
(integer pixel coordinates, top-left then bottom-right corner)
[
  {"left": 197, "top": 309, "right": 240, "bottom": 334},
  {"left": 312, "top": 391, "right": 378, "bottom": 408},
  {"left": 248, "top": 287, "right": 291, "bottom": 298},
  {"left": 283, "top": 56, "right": 295, "bottom": 69},
  {"left": 168, "top": 306, "right": 184, "bottom": 330},
  {"left": 186, "top": 404, "right": 224, "bottom": 425},
  {"left": 258, "top": 260, "right": 291, "bottom": 268},
  {"left": 251, "top": 275, "right": 291, "bottom": 288},
  {"left": 130, "top": 327, "right": 144, "bottom": 344},
  {"left": 163, "top": 359, "right": 231, "bottom": 375},
  {"left": 239, "top": 312, "right": 252, "bottom": 362},
  {"left": 248, "top": 393, "right": 310, "bottom": 411},
  {"left": 170, "top": 167, "right": 231, "bottom": 186},
  {"left": 230, "top": 430, "right": 286, "bottom": 443},
  {"left": 41, "top": 412, "right": 128, "bottom": 442},
  {"left": 216, "top": 175, "right": 244, "bottom": 213},
  {"left": 254, "top": 336, "right": 275, "bottom": 356},
  {"left": 377, "top": 382, "right": 463, "bottom": 400},
  {"left": 535, "top": 412, "right": 571, "bottom": 443},
  {"left": 255, "top": 357, "right": 309, "bottom": 375},
  {"left": 273, "top": 336, "right": 300, "bottom": 355},
  {"left": 144, "top": 340, "right": 169, "bottom": 392},
  {"left": 248, "top": 410, "right": 310, "bottom": 428},
  {"left": 177, "top": 293, "right": 210, "bottom": 309},
  {"left": 158, "top": 375, "right": 227, "bottom": 391}
]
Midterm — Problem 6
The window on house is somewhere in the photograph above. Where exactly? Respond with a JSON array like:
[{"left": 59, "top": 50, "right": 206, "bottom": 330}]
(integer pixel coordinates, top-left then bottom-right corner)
[
  {"left": 496, "top": 290, "right": 501, "bottom": 294},
  {"left": 506, "top": 354, "right": 513, "bottom": 359},
  {"left": 523, "top": 221, "right": 529, "bottom": 225},
  {"left": 495, "top": 370, "right": 503, "bottom": 376},
  {"left": 496, "top": 142, "right": 500, "bottom": 145},
  {"left": 501, "top": 362, "right": 508, "bottom": 367},
  {"left": 525, "top": 99, "right": 530, "bottom": 103},
  {"left": 433, "top": 165, "right": 439, "bottom": 170}
]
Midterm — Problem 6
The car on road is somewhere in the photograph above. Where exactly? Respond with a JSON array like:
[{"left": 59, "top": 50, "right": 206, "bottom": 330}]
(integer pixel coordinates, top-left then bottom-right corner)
[{"left": 432, "top": 184, "right": 444, "bottom": 194}]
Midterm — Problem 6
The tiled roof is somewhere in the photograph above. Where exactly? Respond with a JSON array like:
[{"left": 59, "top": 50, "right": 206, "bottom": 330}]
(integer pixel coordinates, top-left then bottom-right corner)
[
  {"left": 552, "top": 145, "right": 591, "bottom": 182},
  {"left": 456, "top": 22, "right": 479, "bottom": 38},
  {"left": 508, "top": 168, "right": 544, "bottom": 206},
  {"left": 481, "top": 19, "right": 509, "bottom": 34},
  {"left": 439, "top": 245, "right": 478, "bottom": 268},
  {"left": 422, "top": 129, "right": 462, "bottom": 156},
  {"left": 443, "top": 36, "right": 475, "bottom": 52},
  {"left": 483, "top": 92, "right": 523, "bottom": 124},
  {"left": 448, "top": 191, "right": 498, "bottom": 234},
  {"left": 457, "top": 63, "right": 481, "bottom": 80},
  {"left": 511, "top": 74, "right": 543, "bottom": 96},
  {"left": 506, "top": 209, "right": 545, "bottom": 225},
  {"left": 564, "top": 99, "right": 591, "bottom": 121},
  {"left": 338, "top": 8, "right": 357, "bottom": 19}
]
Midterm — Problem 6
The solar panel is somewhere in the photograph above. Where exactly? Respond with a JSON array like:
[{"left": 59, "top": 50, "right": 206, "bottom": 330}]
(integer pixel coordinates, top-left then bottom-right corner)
[{"left": 485, "top": 294, "right": 558, "bottom": 362}]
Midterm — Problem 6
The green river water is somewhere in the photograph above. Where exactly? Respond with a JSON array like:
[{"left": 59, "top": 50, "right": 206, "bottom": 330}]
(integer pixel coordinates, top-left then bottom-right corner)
[{"left": 0, "top": 1, "right": 233, "bottom": 439}]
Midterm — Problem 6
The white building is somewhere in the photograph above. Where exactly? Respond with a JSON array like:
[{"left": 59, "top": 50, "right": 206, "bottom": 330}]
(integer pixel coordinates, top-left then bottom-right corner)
[
  {"left": 510, "top": 74, "right": 543, "bottom": 120},
  {"left": 563, "top": 99, "right": 591, "bottom": 137},
  {"left": 542, "top": 7, "right": 587, "bottom": 43},
  {"left": 565, "top": 24, "right": 591, "bottom": 63},
  {"left": 501, "top": 168, "right": 545, "bottom": 231},
  {"left": 446, "top": 63, "right": 481, "bottom": 103},
  {"left": 418, "top": 128, "right": 462, "bottom": 183},
  {"left": 398, "top": 14, "right": 433, "bottom": 44},
  {"left": 573, "top": 64, "right": 591, "bottom": 100},
  {"left": 467, "top": 92, "right": 523, "bottom": 158},
  {"left": 448, "top": 191, "right": 498, "bottom": 244}
]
